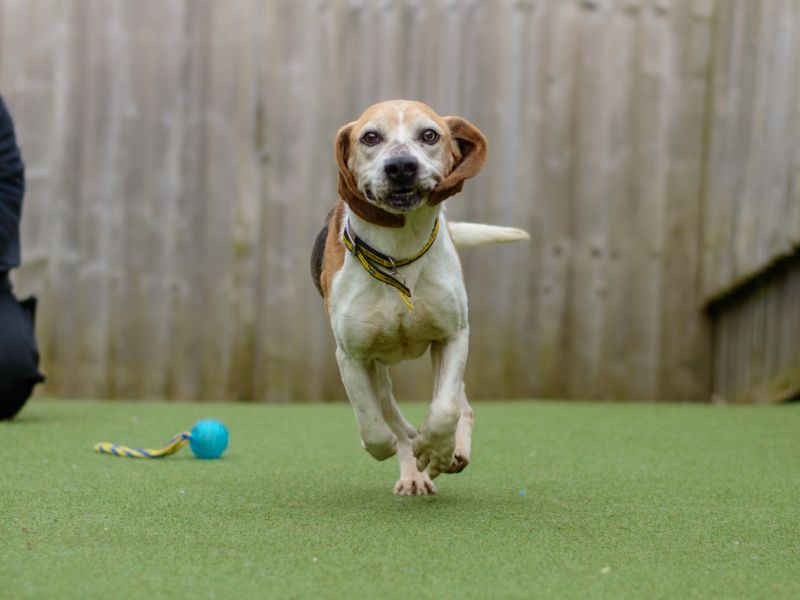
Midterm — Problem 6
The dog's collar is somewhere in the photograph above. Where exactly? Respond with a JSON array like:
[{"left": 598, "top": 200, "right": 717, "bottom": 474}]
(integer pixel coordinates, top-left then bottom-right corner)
[{"left": 342, "top": 218, "right": 440, "bottom": 311}]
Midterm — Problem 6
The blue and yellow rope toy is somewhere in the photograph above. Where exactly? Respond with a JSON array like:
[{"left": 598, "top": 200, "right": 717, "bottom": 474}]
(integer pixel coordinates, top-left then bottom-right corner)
[{"left": 94, "top": 419, "right": 229, "bottom": 460}]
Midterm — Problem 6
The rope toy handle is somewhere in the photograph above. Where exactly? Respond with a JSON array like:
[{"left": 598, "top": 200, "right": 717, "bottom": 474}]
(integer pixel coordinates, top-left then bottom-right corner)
[{"left": 94, "top": 432, "right": 190, "bottom": 459}]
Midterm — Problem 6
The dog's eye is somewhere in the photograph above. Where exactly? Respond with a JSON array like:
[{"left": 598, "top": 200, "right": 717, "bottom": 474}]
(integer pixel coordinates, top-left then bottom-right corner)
[
  {"left": 360, "top": 131, "right": 382, "bottom": 146},
  {"left": 420, "top": 129, "right": 440, "bottom": 145}
]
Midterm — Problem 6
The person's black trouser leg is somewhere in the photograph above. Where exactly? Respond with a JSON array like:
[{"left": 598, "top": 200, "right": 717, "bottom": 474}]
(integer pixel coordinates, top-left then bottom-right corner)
[{"left": 0, "top": 273, "right": 45, "bottom": 419}]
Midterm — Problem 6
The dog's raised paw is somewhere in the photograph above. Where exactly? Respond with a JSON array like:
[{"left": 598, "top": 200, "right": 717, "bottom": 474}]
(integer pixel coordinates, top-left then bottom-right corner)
[
  {"left": 393, "top": 472, "right": 438, "bottom": 496},
  {"left": 445, "top": 452, "right": 469, "bottom": 474},
  {"left": 412, "top": 435, "right": 455, "bottom": 479}
]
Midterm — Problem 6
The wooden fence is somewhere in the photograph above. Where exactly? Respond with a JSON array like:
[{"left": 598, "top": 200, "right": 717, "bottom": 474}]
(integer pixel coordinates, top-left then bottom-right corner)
[
  {"left": 0, "top": 0, "right": 774, "bottom": 404},
  {"left": 702, "top": 0, "right": 800, "bottom": 302},
  {"left": 703, "top": 0, "right": 800, "bottom": 403}
]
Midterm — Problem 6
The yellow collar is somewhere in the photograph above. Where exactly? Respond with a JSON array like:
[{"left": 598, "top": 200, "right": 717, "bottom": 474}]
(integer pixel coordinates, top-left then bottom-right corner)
[{"left": 342, "top": 219, "right": 440, "bottom": 310}]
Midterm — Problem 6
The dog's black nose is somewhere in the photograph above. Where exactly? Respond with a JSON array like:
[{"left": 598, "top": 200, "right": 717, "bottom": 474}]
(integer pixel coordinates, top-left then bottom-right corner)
[{"left": 384, "top": 156, "right": 418, "bottom": 186}]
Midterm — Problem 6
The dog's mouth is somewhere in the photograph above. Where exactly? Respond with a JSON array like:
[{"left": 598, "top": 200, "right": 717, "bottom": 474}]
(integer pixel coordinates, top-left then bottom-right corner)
[{"left": 366, "top": 185, "right": 430, "bottom": 213}]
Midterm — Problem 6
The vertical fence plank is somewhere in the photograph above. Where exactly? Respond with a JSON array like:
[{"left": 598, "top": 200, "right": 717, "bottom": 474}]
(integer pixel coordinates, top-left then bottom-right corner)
[{"left": 655, "top": 0, "right": 713, "bottom": 401}]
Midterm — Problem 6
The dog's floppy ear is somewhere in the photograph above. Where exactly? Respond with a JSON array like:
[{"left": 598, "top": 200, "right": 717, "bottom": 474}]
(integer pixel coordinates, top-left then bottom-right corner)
[
  {"left": 428, "top": 116, "right": 488, "bottom": 205},
  {"left": 335, "top": 123, "right": 404, "bottom": 228},
  {"left": 335, "top": 122, "right": 359, "bottom": 202}
]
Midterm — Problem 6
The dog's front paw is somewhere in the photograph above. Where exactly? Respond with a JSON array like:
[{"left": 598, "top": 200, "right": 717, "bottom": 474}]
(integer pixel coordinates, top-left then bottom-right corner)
[
  {"left": 412, "top": 428, "right": 456, "bottom": 479},
  {"left": 394, "top": 471, "right": 438, "bottom": 496},
  {"left": 445, "top": 451, "right": 469, "bottom": 474}
]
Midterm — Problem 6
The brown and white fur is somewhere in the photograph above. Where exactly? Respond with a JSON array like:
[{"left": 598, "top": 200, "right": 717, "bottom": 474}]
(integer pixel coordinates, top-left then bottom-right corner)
[{"left": 311, "top": 100, "right": 528, "bottom": 496}]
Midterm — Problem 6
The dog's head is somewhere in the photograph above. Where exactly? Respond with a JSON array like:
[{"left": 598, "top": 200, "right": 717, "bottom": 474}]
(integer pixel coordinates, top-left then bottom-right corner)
[{"left": 335, "top": 100, "right": 488, "bottom": 227}]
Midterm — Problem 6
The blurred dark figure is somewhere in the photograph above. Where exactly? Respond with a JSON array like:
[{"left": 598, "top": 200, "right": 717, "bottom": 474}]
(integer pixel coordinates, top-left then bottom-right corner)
[{"left": 0, "top": 95, "right": 44, "bottom": 419}]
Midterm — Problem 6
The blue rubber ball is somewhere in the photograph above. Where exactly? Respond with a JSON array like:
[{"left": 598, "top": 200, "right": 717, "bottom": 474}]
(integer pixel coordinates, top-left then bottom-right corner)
[{"left": 189, "top": 419, "right": 229, "bottom": 459}]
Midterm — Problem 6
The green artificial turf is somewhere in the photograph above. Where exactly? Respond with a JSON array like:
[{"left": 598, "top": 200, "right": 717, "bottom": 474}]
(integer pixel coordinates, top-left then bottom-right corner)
[{"left": 2, "top": 399, "right": 799, "bottom": 599}]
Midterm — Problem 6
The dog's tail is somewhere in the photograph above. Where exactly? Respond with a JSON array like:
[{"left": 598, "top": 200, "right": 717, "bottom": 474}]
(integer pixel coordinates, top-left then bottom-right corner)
[{"left": 447, "top": 222, "right": 530, "bottom": 249}]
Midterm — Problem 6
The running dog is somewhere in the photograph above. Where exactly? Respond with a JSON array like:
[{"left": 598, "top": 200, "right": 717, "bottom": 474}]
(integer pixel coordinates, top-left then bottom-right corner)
[{"left": 311, "top": 100, "right": 528, "bottom": 495}]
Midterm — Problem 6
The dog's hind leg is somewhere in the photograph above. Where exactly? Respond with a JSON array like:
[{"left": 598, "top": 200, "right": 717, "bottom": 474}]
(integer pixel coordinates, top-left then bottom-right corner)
[{"left": 369, "top": 363, "right": 437, "bottom": 496}]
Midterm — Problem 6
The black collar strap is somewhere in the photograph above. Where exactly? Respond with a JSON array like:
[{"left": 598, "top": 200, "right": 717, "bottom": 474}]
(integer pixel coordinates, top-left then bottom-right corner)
[{"left": 342, "top": 219, "right": 440, "bottom": 310}]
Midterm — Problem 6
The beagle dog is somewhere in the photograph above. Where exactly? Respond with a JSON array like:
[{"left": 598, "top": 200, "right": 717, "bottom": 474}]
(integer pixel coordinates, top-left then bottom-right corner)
[{"left": 311, "top": 100, "right": 528, "bottom": 496}]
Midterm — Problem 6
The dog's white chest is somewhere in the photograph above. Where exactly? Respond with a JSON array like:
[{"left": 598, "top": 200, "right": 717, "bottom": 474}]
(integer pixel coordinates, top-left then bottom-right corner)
[{"left": 329, "top": 243, "right": 467, "bottom": 364}]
